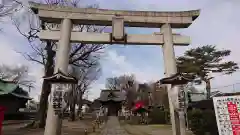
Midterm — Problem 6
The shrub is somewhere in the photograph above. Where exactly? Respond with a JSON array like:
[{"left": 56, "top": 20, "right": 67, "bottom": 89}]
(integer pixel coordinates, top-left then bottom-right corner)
[
  {"left": 148, "top": 108, "right": 170, "bottom": 124},
  {"left": 4, "top": 112, "right": 36, "bottom": 120},
  {"left": 187, "top": 109, "right": 218, "bottom": 135},
  {"left": 128, "top": 116, "right": 141, "bottom": 125}
]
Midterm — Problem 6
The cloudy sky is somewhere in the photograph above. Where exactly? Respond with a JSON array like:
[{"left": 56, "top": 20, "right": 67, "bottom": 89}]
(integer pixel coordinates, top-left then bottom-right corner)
[{"left": 1, "top": 0, "right": 240, "bottom": 101}]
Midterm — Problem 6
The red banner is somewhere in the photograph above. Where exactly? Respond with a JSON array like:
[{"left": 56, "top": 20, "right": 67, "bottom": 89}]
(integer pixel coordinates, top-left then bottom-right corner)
[{"left": 227, "top": 102, "right": 240, "bottom": 135}]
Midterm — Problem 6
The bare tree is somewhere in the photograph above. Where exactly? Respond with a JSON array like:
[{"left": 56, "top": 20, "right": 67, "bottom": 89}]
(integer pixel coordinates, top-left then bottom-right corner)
[
  {"left": 105, "top": 77, "right": 121, "bottom": 90},
  {"left": 75, "top": 61, "right": 101, "bottom": 120},
  {"left": 105, "top": 74, "right": 137, "bottom": 110},
  {"left": 105, "top": 74, "right": 135, "bottom": 90},
  {"left": 0, "top": 0, "right": 21, "bottom": 19},
  {"left": 0, "top": 0, "right": 22, "bottom": 31},
  {"left": 12, "top": 0, "right": 105, "bottom": 128},
  {"left": 63, "top": 59, "right": 101, "bottom": 121},
  {"left": 0, "top": 64, "right": 34, "bottom": 88}
]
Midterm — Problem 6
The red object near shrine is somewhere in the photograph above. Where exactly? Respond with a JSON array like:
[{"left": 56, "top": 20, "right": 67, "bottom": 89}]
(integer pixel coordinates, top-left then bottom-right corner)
[
  {"left": 134, "top": 101, "right": 144, "bottom": 109},
  {"left": 0, "top": 106, "right": 6, "bottom": 135},
  {"left": 133, "top": 101, "right": 146, "bottom": 113}
]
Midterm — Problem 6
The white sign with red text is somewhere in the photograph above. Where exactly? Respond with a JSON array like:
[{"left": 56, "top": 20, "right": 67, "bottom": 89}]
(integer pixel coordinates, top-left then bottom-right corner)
[{"left": 213, "top": 96, "right": 240, "bottom": 135}]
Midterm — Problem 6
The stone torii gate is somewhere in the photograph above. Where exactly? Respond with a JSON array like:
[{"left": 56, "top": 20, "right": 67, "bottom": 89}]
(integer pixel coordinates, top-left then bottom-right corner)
[{"left": 29, "top": 2, "right": 199, "bottom": 135}]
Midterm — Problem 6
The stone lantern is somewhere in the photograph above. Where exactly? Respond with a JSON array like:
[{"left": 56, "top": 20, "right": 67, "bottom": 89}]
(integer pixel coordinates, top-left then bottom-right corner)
[
  {"left": 160, "top": 72, "right": 194, "bottom": 135},
  {"left": 43, "top": 69, "right": 78, "bottom": 116}
]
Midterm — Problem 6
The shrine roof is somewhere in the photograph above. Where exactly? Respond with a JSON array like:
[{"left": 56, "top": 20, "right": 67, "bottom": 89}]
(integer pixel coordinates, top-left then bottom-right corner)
[
  {"left": 160, "top": 72, "right": 195, "bottom": 85},
  {"left": 0, "top": 79, "right": 32, "bottom": 99},
  {"left": 0, "top": 79, "right": 18, "bottom": 94},
  {"left": 97, "top": 89, "right": 125, "bottom": 102},
  {"left": 43, "top": 69, "right": 78, "bottom": 84}
]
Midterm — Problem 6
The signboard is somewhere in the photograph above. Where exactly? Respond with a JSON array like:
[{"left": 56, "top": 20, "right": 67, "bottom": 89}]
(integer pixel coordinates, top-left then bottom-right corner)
[
  {"left": 178, "top": 86, "right": 186, "bottom": 109},
  {"left": 213, "top": 96, "right": 240, "bottom": 135},
  {"left": 51, "top": 84, "right": 69, "bottom": 115}
]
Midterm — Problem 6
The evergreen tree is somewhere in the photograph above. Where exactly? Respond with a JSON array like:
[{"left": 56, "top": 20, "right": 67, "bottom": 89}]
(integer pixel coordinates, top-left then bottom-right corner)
[{"left": 177, "top": 45, "right": 239, "bottom": 99}]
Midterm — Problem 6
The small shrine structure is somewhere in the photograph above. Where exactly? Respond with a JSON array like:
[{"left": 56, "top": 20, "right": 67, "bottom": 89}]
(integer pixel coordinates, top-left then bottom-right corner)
[{"left": 97, "top": 90, "right": 125, "bottom": 116}]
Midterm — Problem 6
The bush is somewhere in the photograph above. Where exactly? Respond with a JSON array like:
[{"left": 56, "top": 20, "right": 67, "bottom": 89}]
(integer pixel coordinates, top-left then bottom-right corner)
[
  {"left": 128, "top": 116, "right": 141, "bottom": 125},
  {"left": 4, "top": 112, "right": 36, "bottom": 120},
  {"left": 187, "top": 109, "right": 218, "bottom": 135},
  {"left": 148, "top": 108, "right": 170, "bottom": 124}
]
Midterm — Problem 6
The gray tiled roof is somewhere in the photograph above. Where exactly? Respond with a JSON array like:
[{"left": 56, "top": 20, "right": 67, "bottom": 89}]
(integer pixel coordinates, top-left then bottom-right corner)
[
  {"left": 191, "top": 93, "right": 206, "bottom": 102},
  {"left": 190, "top": 91, "right": 224, "bottom": 101},
  {"left": 98, "top": 89, "right": 126, "bottom": 102}
]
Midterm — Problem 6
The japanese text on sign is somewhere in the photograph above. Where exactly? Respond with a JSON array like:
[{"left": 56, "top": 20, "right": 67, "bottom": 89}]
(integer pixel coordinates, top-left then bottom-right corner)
[
  {"left": 213, "top": 96, "right": 240, "bottom": 135},
  {"left": 51, "top": 84, "right": 64, "bottom": 115},
  {"left": 178, "top": 86, "right": 186, "bottom": 109}
]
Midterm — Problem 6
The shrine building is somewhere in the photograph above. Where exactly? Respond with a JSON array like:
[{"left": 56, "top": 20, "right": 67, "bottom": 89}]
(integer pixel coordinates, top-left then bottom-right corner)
[
  {"left": 97, "top": 89, "right": 125, "bottom": 116},
  {"left": 0, "top": 79, "right": 31, "bottom": 114}
]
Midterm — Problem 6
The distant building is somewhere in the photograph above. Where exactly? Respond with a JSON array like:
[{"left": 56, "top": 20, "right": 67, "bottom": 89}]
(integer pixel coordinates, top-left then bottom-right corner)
[
  {"left": 137, "top": 83, "right": 151, "bottom": 106},
  {"left": 90, "top": 99, "right": 101, "bottom": 112},
  {"left": 27, "top": 100, "right": 39, "bottom": 111},
  {"left": 81, "top": 99, "right": 92, "bottom": 113},
  {"left": 150, "top": 81, "right": 169, "bottom": 110},
  {"left": 190, "top": 92, "right": 206, "bottom": 102},
  {"left": 188, "top": 91, "right": 240, "bottom": 110},
  {"left": 0, "top": 79, "right": 31, "bottom": 113},
  {"left": 190, "top": 91, "right": 225, "bottom": 102}
]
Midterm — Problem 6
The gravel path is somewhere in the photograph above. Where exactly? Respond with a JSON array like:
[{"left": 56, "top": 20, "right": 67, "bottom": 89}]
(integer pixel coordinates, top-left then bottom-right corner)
[{"left": 100, "top": 116, "right": 129, "bottom": 135}]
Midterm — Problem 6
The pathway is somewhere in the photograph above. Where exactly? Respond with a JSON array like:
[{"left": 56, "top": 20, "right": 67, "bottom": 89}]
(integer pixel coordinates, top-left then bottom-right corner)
[{"left": 100, "top": 116, "right": 129, "bottom": 135}]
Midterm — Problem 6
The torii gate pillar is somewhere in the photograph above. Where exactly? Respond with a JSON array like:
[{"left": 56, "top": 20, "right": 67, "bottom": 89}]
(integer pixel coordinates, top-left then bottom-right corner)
[
  {"left": 44, "top": 18, "right": 72, "bottom": 135},
  {"left": 161, "top": 23, "right": 180, "bottom": 135}
]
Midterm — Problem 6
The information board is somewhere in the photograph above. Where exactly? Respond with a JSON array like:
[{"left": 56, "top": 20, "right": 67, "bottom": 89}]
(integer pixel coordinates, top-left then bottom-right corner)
[
  {"left": 51, "top": 84, "right": 69, "bottom": 115},
  {"left": 213, "top": 96, "right": 240, "bottom": 135},
  {"left": 51, "top": 84, "right": 63, "bottom": 115}
]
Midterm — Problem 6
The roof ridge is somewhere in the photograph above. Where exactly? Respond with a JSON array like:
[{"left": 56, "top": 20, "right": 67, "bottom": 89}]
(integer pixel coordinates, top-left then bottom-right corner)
[{"left": 0, "top": 79, "right": 20, "bottom": 95}]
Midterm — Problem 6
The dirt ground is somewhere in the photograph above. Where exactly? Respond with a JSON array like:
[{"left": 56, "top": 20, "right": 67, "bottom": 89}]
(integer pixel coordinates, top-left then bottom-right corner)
[
  {"left": 2, "top": 119, "right": 194, "bottom": 135},
  {"left": 2, "top": 119, "right": 97, "bottom": 135},
  {"left": 123, "top": 124, "right": 194, "bottom": 135}
]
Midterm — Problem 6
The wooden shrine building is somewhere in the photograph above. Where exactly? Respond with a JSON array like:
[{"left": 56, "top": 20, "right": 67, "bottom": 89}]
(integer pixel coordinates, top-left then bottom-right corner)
[
  {"left": 0, "top": 79, "right": 31, "bottom": 113},
  {"left": 97, "top": 90, "right": 125, "bottom": 116}
]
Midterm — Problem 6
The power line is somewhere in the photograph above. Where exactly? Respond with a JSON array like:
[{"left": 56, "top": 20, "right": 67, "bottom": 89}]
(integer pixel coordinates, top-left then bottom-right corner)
[
  {"left": 212, "top": 82, "right": 240, "bottom": 89},
  {"left": 209, "top": 69, "right": 240, "bottom": 89},
  {"left": 211, "top": 69, "right": 240, "bottom": 78}
]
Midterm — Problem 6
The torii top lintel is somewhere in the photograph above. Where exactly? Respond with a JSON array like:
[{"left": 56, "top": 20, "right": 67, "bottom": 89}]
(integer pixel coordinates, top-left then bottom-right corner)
[{"left": 29, "top": 2, "right": 200, "bottom": 28}]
